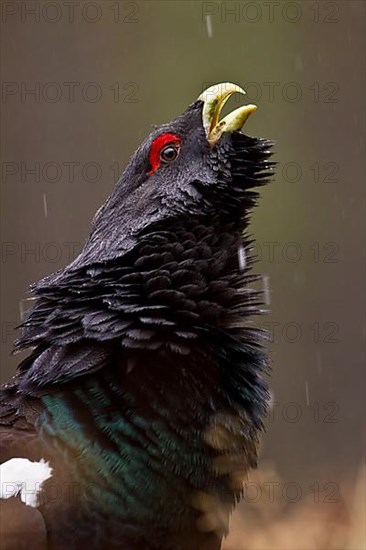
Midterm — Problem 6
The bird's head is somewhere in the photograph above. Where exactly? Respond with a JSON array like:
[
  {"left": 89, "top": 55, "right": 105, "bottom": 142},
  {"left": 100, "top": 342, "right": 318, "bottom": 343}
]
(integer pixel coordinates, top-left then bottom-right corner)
[{"left": 74, "top": 82, "right": 273, "bottom": 266}]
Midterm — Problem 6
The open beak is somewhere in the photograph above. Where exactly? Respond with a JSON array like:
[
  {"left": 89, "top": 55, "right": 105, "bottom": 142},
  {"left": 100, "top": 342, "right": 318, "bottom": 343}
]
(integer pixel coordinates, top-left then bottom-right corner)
[{"left": 198, "top": 83, "right": 257, "bottom": 146}]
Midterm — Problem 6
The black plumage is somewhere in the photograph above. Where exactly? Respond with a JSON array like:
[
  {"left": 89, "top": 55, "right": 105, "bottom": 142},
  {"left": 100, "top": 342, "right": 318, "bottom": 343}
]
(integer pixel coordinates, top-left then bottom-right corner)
[{"left": 0, "top": 85, "right": 274, "bottom": 550}]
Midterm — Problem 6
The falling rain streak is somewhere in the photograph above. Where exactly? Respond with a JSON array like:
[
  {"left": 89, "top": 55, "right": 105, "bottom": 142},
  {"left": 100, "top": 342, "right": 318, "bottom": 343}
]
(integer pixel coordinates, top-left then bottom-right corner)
[
  {"left": 205, "top": 15, "right": 213, "bottom": 38},
  {"left": 43, "top": 193, "right": 48, "bottom": 218},
  {"left": 237, "top": 242, "right": 246, "bottom": 271},
  {"left": 262, "top": 274, "right": 270, "bottom": 306}
]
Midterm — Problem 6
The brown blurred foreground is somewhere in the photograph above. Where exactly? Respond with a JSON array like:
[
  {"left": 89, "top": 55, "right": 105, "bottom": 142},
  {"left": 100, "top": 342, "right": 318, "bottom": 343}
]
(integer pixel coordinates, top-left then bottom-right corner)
[{"left": 223, "top": 462, "right": 365, "bottom": 550}]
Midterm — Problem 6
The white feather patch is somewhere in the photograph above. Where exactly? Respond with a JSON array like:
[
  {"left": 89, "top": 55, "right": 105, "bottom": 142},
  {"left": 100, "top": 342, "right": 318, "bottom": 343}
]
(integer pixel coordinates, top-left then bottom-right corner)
[{"left": 0, "top": 458, "right": 53, "bottom": 508}]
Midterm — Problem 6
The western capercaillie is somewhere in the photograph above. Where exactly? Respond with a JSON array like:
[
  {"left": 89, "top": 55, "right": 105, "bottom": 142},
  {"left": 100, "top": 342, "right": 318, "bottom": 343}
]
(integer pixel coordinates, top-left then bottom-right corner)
[{"left": 0, "top": 83, "right": 274, "bottom": 550}]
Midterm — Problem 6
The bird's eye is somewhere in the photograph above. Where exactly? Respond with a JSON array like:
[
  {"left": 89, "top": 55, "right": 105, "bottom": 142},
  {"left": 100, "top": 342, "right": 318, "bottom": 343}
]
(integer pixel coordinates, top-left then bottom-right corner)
[
  {"left": 148, "top": 133, "right": 181, "bottom": 176},
  {"left": 160, "top": 143, "right": 180, "bottom": 163}
]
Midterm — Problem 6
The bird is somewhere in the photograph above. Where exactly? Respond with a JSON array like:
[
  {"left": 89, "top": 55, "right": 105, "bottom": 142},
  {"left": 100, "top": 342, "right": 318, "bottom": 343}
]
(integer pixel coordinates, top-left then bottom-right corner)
[{"left": 0, "top": 82, "right": 274, "bottom": 550}]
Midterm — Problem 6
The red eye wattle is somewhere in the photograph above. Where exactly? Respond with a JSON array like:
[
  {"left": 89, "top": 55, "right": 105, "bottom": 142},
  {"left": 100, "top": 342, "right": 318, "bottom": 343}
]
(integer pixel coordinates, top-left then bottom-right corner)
[{"left": 148, "top": 133, "right": 181, "bottom": 176}]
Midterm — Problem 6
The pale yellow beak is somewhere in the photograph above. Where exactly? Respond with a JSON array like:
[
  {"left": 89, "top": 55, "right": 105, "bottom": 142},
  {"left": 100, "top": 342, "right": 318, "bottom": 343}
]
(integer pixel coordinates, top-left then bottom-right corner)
[{"left": 198, "top": 82, "right": 257, "bottom": 145}]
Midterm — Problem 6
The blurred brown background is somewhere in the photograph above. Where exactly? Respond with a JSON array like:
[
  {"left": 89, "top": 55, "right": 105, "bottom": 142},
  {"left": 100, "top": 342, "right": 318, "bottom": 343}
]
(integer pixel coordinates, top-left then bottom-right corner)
[{"left": 1, "top": 1, "right": 365, "bottom": 547}]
